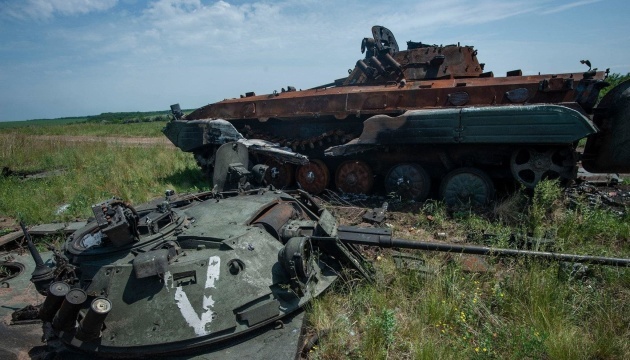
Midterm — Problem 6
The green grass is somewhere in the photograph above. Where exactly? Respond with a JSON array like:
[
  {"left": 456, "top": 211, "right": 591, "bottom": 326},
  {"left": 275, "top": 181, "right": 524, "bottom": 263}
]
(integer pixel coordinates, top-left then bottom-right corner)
[
  {"left": 0, "top": 117, "right": 87, "bottom": 128},
  {"left": 0, "top": 108, "right": 194, "bottom": 130},
  {"left": 308, "top": 181, "right": 630, "bottom": 359},
  {"left": 0, "top": 132, "right": 208, "bottom": 224},
  {"left": 0, "top": 121, "right": 168, "bottom": 137}
]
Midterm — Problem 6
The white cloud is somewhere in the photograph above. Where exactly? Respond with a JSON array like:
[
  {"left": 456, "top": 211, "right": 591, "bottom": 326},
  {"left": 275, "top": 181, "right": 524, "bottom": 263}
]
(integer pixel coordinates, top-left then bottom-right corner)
[
  {"left": 541, "top": 0, "right": 602, "bottom": 15},
  {"left": 2, "top": 0, "right": 118, "bottom": 20}
]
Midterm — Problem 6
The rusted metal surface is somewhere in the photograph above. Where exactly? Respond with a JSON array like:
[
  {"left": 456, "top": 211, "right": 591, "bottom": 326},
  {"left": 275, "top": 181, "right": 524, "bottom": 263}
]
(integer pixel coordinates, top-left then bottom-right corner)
[
  {"left": 335, "top": 160, "right": 374, "bottom": 194},
  {"left": 187, "top": 71, "right": 600, "bottom": 122},
  {"left": 296, "top": 159, "right": 330, "bottom": 195}
]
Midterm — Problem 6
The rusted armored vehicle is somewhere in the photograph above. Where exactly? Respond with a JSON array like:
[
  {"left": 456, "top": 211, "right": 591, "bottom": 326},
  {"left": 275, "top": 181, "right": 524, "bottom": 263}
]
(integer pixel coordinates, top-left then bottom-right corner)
[
  {"left": 1, "top": 144, "right": 630, "bottom": 358},
  {"left": 163, "top": 25, "right": 630, "bottom": 206}
]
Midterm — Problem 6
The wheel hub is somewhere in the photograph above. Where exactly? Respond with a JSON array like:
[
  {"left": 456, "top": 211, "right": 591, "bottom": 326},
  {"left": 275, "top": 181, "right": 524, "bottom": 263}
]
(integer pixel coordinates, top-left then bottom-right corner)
[
  {"left": 510, "top": 147, "right": 576, "bottom": 188},
  {"left": 270, "top": 167, "right": 280, "bottom": 179},
  {"left": 305, "top": 171, "right": 315, "bottom": 183}
]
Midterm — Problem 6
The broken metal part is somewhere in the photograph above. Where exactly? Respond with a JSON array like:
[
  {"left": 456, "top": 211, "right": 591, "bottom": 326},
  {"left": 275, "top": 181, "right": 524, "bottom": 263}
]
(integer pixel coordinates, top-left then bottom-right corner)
[
  {"left": 362, "top": 202, "right": 388, "bottom": 225},
  {"left": 11, "top": 305, "right": 40, "bottom": 324},
  {"left": 170, "top": 103, "right": 184, "bottom": 120}
]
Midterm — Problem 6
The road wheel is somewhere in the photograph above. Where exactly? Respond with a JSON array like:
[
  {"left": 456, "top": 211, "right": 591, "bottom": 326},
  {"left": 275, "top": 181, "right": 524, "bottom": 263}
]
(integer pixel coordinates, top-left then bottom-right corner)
[
  {"left": 384, "top": 163, "right": 431, "bottom": 201},
  {"left": 264, "top": 159, "right": 294, "bottom": 189},
  {"left": 296, "top": 159, "right": 330, "bottom": 194},
  {"left": 510, "top": 147, "right": 576, "bottom": 188},
  {"left": 440, "top": 167, "right": 494, "bottom": 208},
  {"left": 335, "top": 160, "right": 373, "bottom": 194}
]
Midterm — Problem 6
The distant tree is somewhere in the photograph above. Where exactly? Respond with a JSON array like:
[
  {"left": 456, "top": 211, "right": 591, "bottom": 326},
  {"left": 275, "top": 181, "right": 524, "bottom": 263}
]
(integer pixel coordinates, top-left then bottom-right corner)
[{"left": 600, "top": 72, "right": 630, "bottom": 100}]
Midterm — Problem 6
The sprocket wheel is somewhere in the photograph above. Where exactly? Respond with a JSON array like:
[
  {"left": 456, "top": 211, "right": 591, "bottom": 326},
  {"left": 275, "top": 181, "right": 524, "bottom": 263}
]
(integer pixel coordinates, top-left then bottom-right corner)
[
  {"left": 296, "top": 159, "right": 330, "bottom": 195},
  {"left": 264, "top": 159, "right": 295, "bottom": 189},
  {"left": 440, "top": 167, "right": 494, "bottom": 208},
  {"left": 384, "top": 163, "right": 431, "bottom": 201},
  {"left": 335, "top": 160, "right": 374, "bottom": 194},
  {"left": 510, "top": 147, "right": 576, "bottom": 189}
]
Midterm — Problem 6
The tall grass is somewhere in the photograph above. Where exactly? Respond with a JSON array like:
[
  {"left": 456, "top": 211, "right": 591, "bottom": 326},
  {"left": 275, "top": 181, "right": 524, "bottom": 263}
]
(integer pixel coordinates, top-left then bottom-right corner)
[
  {"left": 0, "top": 133, "right": 207, "bottom": 224},
  {"left": 309, "top": 180, "right": 630, "bottom": 359},
  {"left": 0, "top": 121, "right": 167, "bottom": 137}
]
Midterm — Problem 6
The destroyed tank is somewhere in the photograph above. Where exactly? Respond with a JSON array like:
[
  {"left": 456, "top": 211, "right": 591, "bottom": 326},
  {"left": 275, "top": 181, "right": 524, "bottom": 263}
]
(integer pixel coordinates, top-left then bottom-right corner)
[
  {"left": 164, "top": 25, "right": 630, "bottom": 207},
  {"left": 0, "top": 174, "right": 370, "bottom": 358},
  {"left": 1, "top": 142, "right": 630, "bottom": 359}
]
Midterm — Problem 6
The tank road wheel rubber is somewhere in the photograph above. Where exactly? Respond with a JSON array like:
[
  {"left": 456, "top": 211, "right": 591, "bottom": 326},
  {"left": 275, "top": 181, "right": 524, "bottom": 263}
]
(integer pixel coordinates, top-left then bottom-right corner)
[
  {"left": 440, "top": 168, "right": 494, "bottom": 208},
  {"left": 510, "top": 147, "right": 576, "bottom": 189},
  {"left": 296, "top": 159, "right": 330, "bottom": 195},
  {"left": 335, "top": 160, "right": 374, "bottom": 194},
  {"left": 264, "top": 159, "right": 295, "bottom": 189},
  {"left": 384, "top": 163, "right": 431, "bottom": 201}
]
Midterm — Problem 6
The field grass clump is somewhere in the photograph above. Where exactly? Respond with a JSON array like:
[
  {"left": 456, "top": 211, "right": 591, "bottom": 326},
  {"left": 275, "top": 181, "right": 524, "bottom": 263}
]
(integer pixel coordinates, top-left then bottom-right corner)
[
  {"left": 309, "top": 180, "right": 629, "bottom": 359},
  {"left": 0, "top": 133, "right": 207, "bottom": 224}
]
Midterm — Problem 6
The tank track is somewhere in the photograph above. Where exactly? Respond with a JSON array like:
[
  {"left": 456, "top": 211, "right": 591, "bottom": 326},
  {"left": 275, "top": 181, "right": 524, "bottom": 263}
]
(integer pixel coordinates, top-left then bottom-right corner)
[{"left": 241, "top": 126, "right": 357, "bottom": 153}]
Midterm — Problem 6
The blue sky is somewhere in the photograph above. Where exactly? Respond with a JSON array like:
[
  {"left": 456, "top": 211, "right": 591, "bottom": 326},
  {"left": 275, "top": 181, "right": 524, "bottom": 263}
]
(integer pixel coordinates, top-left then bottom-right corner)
[{"left": 1, "top": 0, "right": 629, "bottom": 121}]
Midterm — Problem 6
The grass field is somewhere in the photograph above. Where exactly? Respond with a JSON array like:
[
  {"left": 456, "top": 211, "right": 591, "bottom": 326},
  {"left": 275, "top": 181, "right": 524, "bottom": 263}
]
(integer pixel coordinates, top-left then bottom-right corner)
[
  {"left": 0, "top": 130, "right": 206, "bottom": 223},
  {"left": 0, "top": 109, "right": 180, "bottom": 128},
  {"left": 0, "top": 120, "right": 168, "bottom": 137},
  {"left": 1, "top": 122, "right": 628, "bottom": 359}
]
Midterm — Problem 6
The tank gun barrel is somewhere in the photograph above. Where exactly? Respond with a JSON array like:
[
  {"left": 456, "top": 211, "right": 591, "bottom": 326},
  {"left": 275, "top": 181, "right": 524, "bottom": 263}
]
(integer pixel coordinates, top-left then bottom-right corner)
[{"left": 337, "top": 226, "right": 630, "bottom": 267}]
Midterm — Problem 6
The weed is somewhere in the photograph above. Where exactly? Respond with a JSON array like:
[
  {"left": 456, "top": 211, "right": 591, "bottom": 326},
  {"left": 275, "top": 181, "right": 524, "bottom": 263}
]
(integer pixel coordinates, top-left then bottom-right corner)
[
  {"left": 529, "top": 179, "right": 563, "bottom": 238},
  {"left": 0, "top": 265, "right": 10, "bottom": 279}
]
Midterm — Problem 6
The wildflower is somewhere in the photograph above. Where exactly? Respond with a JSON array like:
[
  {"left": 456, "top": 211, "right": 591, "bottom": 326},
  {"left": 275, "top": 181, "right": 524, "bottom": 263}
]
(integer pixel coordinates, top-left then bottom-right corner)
[
  {"left": 475, "top": 347, "right": 480, "bottom": 353},
  {"left": 483, "top": 348, "right": 487, "bottom": 352}
]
